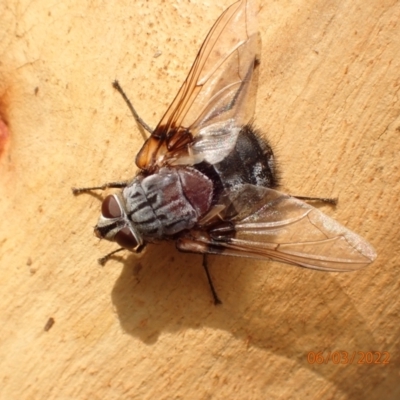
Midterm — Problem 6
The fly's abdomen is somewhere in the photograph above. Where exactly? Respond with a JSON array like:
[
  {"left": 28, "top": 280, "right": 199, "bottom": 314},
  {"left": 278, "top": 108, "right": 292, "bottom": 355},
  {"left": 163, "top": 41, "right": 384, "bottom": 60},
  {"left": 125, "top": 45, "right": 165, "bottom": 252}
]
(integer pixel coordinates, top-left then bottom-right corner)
[
  {"left": 194, "top": 125, "right": 278, "bottom": 203},
  {"left": 123, "top": 167, "right": 213, "bottom": 240},
  {"left": 215, "top": 125, "right": 278, "bottom": 190}
]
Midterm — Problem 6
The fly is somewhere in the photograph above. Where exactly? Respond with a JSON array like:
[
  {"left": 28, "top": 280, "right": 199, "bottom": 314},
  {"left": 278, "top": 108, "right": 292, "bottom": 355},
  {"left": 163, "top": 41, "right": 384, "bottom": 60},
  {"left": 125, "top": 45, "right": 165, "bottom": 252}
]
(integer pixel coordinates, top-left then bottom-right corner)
[{"left": 73, "top": 0, "right": 376, "bottom": 304}]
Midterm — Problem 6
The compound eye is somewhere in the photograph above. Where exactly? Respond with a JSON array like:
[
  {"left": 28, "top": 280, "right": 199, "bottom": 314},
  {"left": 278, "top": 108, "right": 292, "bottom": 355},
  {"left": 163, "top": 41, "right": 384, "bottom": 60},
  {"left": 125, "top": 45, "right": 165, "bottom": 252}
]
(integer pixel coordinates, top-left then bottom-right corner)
[
  {"left": 101, "top": 195, "right": 122, "bottom": 219},
  {"left": 115, "top": 227, "right": 138, "bottom": 249}
]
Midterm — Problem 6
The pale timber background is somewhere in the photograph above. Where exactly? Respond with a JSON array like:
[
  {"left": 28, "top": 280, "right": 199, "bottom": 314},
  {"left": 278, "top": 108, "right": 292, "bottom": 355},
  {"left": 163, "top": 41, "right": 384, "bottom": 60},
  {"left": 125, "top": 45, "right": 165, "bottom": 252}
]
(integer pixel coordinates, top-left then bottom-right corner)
[{"left": 0, "top": 0, "right": 399, "bottom": 399}]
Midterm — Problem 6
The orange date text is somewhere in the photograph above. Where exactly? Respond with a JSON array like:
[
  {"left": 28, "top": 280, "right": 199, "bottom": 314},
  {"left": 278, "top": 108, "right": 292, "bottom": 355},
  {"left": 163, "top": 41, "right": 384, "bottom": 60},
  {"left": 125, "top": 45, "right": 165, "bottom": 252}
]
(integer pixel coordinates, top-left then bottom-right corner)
[{"left": 307, "top": 351, "right": 390, "bottom": 365}]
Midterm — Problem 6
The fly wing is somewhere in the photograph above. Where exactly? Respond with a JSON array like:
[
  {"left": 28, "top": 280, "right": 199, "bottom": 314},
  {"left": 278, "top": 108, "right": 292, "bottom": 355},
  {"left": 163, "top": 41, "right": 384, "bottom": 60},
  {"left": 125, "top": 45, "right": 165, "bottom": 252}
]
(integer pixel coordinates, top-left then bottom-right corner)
[
  {"left": 177, "top": 185, "right": 377, "bottom": 271},
  {"left": 136, "top": 0, "right": 260, "bottom": 171}
]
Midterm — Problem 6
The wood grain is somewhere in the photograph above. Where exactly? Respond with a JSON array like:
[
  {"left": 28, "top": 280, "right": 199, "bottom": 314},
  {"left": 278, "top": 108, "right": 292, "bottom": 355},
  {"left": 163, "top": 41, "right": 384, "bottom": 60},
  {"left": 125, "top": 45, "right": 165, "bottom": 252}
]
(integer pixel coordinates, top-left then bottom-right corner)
[{"left": 0, "top": 1, "right": 399, "bottom": 399}]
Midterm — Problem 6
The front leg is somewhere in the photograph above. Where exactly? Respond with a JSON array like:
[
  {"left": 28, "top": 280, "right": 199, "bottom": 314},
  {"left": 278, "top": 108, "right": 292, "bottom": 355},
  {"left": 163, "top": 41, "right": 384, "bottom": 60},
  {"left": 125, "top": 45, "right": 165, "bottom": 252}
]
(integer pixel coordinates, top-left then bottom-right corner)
[{"left": 72, "top": 181, "right": 128, "bottom": 195}]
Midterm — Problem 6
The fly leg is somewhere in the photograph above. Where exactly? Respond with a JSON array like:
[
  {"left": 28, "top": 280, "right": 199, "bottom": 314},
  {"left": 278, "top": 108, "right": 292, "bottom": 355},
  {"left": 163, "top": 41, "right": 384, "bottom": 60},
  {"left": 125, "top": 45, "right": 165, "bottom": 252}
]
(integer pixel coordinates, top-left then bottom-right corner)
[
  {"left": 202, "top": 254, "right": 222, "bottom": 305},
  {"left": 72, "top": 181, "right": 128, "bottom": 195},
  {"left": 112, "top": 80, "right": 153, "bottom": 138},
  {"left": 98, "top": 247, "right": 126, "bottom": 266},
  {"left": 292, "top": 195, "right": 338, "bottom": 205}
]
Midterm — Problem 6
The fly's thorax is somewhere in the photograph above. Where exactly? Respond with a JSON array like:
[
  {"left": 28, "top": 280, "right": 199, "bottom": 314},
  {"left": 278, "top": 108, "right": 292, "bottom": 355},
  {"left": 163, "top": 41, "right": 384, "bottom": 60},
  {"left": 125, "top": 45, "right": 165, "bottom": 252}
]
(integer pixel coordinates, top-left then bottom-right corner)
[{"left": 123, "top": 167, "right": 213, "bottom": 241}]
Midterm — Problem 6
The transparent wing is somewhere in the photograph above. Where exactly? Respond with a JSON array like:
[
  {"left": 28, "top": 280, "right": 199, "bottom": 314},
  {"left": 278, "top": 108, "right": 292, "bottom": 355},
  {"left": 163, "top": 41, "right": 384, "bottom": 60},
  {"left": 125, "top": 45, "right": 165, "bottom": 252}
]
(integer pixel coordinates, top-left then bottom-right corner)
[
  {"left": 177, "top": 185, "right": 377, "bottom": 271},
  {"left": 136, "top": 0, "right": 260, "bottom": 171}
]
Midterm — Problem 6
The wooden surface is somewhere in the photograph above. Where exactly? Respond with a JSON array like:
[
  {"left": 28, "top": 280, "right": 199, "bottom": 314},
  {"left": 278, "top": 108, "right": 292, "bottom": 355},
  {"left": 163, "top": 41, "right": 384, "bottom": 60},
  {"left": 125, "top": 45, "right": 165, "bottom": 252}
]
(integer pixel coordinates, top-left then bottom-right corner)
[{"left": 1, "top": 0, "right": 399, "bottom": 399}]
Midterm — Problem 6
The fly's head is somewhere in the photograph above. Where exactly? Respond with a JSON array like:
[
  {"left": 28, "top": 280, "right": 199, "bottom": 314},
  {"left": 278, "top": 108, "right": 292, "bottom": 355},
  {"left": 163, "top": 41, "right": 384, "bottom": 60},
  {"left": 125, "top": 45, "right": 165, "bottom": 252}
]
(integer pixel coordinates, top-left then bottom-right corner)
[{"left": 94, "top": 193, "right": 144, "bottom": 252}]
